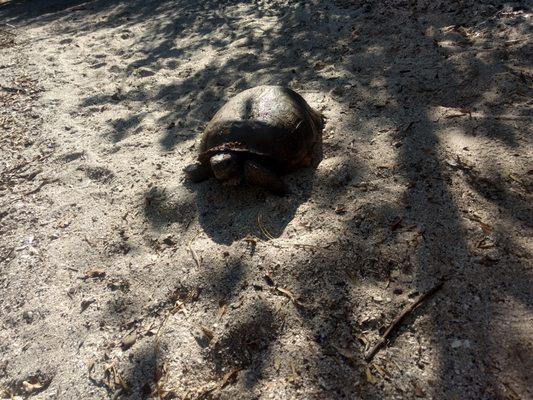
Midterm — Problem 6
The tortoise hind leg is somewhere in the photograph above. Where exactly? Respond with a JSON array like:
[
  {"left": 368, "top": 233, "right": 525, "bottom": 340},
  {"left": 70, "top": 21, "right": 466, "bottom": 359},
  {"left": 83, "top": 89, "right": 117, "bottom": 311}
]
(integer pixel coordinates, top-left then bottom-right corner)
[
  {"left": 184, "top": 162, "right": 212, "bottom": 183},
  {"left": 244, "top": 160, "right": 288, "bottom": 195}
]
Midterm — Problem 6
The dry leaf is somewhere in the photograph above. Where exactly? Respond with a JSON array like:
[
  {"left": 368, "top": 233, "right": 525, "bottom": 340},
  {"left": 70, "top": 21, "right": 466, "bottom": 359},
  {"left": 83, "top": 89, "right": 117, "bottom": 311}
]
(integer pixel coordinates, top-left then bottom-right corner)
[
  {"left": 477, "top": 237, "right": 495, "bottom": 249},
  {"left": 356, "top": 334, "right": 370, "bottom": 351},
  {"left": 200, "top": 325, "right": 215, "bottom": 341},
  {"left": 22, "top": 379, "right": 43, "bottom": 393},
  {"left": 87, "top": 358, "right": 96, "bottom": 379},
  {"left": 478, "top": 221, "right": 493, "bottom": 235},
  {"left": 373, "top": 363, "right": 389, "bottom": 378},
  {"left": 365, "top": 366, "right": 378, "bottom": 385},
  {"left": 276, "top": 287, "right": 295, "bottom": 301},
  {"left": 84, "top": 268, "right": 106, "bottom": 279}
]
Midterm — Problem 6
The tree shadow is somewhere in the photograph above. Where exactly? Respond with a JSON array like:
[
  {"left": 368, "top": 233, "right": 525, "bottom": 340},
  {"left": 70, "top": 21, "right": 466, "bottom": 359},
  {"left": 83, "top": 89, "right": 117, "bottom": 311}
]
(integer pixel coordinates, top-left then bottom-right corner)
[
  {"left": 369, "top": 3, "right": 533, "bottom": 398},
  {"left": 2, "top": 0, "right": 532, "bottom": 399}
]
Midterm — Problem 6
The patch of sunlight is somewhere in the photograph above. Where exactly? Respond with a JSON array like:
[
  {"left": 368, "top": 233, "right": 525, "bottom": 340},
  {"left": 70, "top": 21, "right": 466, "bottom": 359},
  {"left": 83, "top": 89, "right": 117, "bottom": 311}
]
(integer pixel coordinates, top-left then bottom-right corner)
[{"left": 436, "top": 127, "right": 478, "bottom": 152}]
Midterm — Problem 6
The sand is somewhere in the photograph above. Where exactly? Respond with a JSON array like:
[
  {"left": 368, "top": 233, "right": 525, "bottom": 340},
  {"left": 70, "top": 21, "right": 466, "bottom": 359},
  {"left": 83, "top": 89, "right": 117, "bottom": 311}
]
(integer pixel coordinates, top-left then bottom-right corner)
[{"left": 0, "top": 0, "right": 531, "bottom": 399}]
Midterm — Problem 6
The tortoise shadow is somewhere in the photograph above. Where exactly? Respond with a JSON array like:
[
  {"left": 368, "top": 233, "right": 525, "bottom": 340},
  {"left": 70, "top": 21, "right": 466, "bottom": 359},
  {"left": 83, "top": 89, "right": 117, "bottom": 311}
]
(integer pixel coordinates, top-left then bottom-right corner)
[{"left": 183, "top": 165, "right": 319, "bottom": 246}]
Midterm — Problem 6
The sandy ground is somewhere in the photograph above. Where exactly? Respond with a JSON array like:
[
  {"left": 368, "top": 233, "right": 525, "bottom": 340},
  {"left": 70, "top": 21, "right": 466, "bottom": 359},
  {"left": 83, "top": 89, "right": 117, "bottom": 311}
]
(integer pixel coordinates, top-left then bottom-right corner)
[{"left": 0, "top": 0, "right": 532, "bottom": 399}]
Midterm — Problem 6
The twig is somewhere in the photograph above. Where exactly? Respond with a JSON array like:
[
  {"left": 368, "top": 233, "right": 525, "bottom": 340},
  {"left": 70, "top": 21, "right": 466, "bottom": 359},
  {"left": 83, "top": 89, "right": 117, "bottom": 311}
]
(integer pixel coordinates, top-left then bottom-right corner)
[
  {"left": 364, "top": 279, "right": 446, "bottom": 362},
  {"left": 23, "top": 178, "right": 59, "bottom": 195}
]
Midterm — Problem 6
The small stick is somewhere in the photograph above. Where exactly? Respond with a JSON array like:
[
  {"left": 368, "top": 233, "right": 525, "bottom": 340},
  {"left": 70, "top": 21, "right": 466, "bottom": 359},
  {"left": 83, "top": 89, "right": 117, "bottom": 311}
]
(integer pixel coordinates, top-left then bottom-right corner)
[
  {"left": 188, "top": 244, "right": 201, "bottom": 268},
  {"left": 23, "top": 178, "right": 59, "bottom": 195},
  {"left": 364, "top": 279, "right": 445, "bottom": 362}
]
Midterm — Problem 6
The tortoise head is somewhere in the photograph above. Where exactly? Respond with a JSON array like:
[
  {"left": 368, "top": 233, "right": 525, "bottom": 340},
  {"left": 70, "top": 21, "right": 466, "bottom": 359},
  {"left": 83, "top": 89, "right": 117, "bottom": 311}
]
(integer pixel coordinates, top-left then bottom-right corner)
[{"left": 210, "top": 152, "right": 243, "bottom": 185}]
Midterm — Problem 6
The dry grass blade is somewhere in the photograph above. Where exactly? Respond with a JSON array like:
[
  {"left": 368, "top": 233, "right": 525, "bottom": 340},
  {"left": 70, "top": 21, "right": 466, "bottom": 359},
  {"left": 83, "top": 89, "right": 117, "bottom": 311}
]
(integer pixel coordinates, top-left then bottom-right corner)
[
  {"left": 257, "top": 212, "right": 275, "bottom": 240},
  {"left": 219, "top": 369, "right": 239, "bottom": 389},
  {"left": 192, "top": 369, "right": 239, "bottom": 399},
  {"left": 216, "top": 304, "right": 227, "bottom": 320},
  {"left": 188, "top": 244, "right": 201, "bottom": 268},
  {"left": 276, "top": 287, "right": 307, "bottom": 307}
]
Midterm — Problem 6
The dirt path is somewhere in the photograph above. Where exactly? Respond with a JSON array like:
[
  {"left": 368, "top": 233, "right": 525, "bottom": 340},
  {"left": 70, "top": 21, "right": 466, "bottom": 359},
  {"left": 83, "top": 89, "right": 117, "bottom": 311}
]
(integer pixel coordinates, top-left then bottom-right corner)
[{"left": 1, "top": 1, "right": 532, "bottom": 399}]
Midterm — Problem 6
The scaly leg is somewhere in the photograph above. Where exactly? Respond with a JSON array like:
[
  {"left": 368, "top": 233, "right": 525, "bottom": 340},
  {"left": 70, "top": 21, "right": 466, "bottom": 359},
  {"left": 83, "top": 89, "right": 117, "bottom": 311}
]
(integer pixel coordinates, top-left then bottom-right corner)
[{"left": 244, "top": 160, "right": 288, "bottom": 195}]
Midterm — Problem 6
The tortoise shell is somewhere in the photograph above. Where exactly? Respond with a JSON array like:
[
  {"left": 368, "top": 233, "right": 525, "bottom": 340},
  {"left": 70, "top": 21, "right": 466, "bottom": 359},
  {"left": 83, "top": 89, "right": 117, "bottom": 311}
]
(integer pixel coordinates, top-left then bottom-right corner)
[{"left": 197, "top": 85, "right": 323, "bottom": 173}]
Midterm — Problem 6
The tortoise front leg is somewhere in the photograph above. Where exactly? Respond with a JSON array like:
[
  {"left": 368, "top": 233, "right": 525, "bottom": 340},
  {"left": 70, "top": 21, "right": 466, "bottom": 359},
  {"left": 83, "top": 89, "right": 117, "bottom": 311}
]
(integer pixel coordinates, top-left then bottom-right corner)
[
  {"left": 183, "top": 162, "right": 212, "bottom": 183},
  {"left": 244, "top": 160, "right": 288, "bottom": 195}
]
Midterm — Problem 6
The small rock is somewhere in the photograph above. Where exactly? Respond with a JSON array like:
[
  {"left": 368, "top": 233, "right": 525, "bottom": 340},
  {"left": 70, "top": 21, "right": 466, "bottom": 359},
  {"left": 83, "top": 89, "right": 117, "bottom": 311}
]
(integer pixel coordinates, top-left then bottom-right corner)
[
  {"left": 23, "top": 311, "right": 34, "bottom": 323},
  {"left": 121, "top": 332, "right": 137, "bottom": 350}
]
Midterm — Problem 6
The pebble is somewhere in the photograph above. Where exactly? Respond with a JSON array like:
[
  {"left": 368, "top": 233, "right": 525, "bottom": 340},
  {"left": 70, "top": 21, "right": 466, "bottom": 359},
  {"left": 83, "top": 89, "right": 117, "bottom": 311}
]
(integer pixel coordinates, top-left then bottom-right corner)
[
  {"left": 23, "top": 311, "right": 34, "bottom": 323},
  {"left": 121, "top": 332, "right": 137, "bottom": 350}
]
